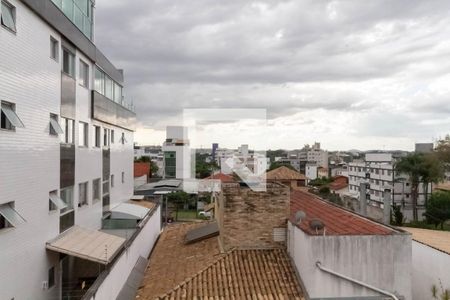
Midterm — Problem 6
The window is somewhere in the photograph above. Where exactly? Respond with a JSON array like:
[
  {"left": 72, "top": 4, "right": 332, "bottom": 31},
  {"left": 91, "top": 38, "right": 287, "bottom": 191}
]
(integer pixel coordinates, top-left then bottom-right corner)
[
  {"left": 78, "top": 182, "right": 88, "bottom": 207},
  {"left": 60, "top": 186, "right": 74, "bottom": 214},
  {"left": 103, "top": 128, "right": 109, "bottom": 147},
  {"left": 62, "top": 48, "right": 75, "bottom": 77},
  {"left": 111, "top": 174, "right": 114, "bottom": 188},
  {"left": 1, "top": 0, "right": 16, "bottom": 32},
  {"left": 78, "top": 122, "right": 88, "bottom": 147},
  {"left": 111, "top": 130, "right": 114, "bottom": 144},
  {"left": 49, "top": 191, "right": 67, "bottom": 212},
  {"left": 49, "top": 114, "right": 63, "bottom": 136},
  {"left": 102, "top": 180, "right": 109, "bottom": 196},
  {"left": 94, "top": 67, "right": 104, "bottom": 94},
  {"left": 94, "top": 67, "right": 123, "bottom": 103},
  {"left": 104, "top": 76, "right": 113, "bottom": 99},
  {"left": 50, "top": 37, "right": 59, "bottom": 60},
  {"left": 121, "top": 172, "right": 125, "bottom": 184},
  {"left": 114, "top": 83, "right": 122, "bottom": 103},
  {"left": 0, "top": 202, "right": 25, "bottom": 229},
  {"left": 92, "top": 178, "right": 101, "bottom": 203},
  {"left": 120, "top": 132, "right": 126, "bottom": 145},
  {"left": 93, "top": 125, "right": 100, "bottom": 147},
  {"left": 79, "top": 59, "right": 89, "bottom": 88},
  {"left": 48, "top": 267, "right": 55, "bottom": 288},
  {"left": 1, "top": 101, "right": 24, "bottom": 130},
  {"left": 61, "top": 118, "right": 74, "bottom": 144}
]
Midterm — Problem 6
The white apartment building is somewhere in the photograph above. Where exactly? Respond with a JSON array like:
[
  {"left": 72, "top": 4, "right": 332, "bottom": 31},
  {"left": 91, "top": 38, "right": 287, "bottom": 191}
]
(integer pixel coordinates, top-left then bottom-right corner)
[
  {"left": 306, "top": 142, "right": 329, "bottom": 169},
  {"left": 162, "top": 126, "right": 192, "bottom": 179},
  {"left": 0, "top": 1, "right": 160, "bottom": 299},
  {"left": 348, "top": 153, "right": 431, "bottom": 221},
  {"left": 216, "top": 144, "right": 268, "bottom": 176}
]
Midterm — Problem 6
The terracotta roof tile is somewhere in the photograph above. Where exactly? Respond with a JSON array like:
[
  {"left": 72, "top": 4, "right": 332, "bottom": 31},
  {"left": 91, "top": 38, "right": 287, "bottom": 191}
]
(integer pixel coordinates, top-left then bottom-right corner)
[
  {"left": 137, "top": 223, "right": 223, "bottom": 299},
  {"left": 401, "top": 227, "right": 450, "bottom": 255},
  {"left": 204, "top": 173, "right": 235, "bottom": 182},
  {"left": 156, "top": 249, "right": 303, "bottom": 300},
  {"left": 266, "top": 166, "right": 307, "bottom": 180},
  {"left": 290, "top": 190, "right": 395, "bottom": 236}
]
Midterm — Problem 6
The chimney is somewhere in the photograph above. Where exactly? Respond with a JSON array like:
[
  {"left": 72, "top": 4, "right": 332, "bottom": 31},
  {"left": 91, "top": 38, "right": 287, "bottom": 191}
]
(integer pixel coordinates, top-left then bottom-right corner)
[
  {"left": 359, "top": 182, "right": 367, "bottom": 216},
  {"left": 383, "top": 189, "right": 391, "bottom": 225}
]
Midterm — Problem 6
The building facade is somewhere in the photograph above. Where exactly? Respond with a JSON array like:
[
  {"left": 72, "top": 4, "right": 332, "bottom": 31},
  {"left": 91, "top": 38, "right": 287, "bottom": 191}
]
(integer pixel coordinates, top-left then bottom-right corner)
[
  {"left": 162, "top": 126, "right": 192, "bottom": 179},
  {"left": 0, "top": 0, "right": 136, "bottom": 299},
  {"left": 348, "top": 153, "right": 431, "bottom": 221}
]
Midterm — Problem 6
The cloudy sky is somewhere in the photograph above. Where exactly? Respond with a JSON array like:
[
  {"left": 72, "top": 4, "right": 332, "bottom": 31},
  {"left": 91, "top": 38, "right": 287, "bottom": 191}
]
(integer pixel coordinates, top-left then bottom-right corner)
[{"left": 95, "top": 0, "right": 450, "bottom": 151}]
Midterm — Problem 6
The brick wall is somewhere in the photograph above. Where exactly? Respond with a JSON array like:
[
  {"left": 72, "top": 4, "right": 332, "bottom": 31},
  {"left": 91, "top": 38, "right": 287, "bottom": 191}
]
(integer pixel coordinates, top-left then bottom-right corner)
[{"left": 217, "top": 183, "right": 290, "bottom": 250}]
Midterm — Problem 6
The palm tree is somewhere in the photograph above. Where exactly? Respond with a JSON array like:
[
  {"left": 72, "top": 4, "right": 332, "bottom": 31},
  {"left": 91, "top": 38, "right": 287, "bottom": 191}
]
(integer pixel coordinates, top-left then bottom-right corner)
[{"left": 395, "top": 153, "right": 444, "bottom": 221}]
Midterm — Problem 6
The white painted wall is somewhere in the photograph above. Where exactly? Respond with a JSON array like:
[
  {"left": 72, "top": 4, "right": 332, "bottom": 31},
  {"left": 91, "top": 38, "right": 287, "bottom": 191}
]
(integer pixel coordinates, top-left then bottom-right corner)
[
  {"left": 287, "top": 222, "right": 412, "bottom": 299},
  {"left": 0, "top": 1, "right": 134, "bottom": 299},
  {"left": 410, "top": 241, "right": 450, "bottom": 300},
  {"left": 89, "top": 206, "right": 161, "bottom": 300},
  {"left": 1, "top": 1, "right": 63, "bottom": 298}
]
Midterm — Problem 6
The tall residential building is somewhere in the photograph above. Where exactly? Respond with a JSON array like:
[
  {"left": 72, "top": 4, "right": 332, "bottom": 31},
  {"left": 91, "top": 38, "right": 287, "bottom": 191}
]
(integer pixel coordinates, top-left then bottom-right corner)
[
  {"left": 162, "top": 126, "right": 192, "bottom": 179},
  {"left": 348, "top": 153, "right": 431, "bottom": 221},
  {"left": 0, "top": 1, "right": 142, "bottom": 299}
]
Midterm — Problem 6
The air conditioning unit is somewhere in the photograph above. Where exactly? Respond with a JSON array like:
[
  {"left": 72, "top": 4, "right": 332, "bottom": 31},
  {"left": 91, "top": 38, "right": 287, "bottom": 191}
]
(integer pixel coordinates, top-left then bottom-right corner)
[{"left": 42, "top": 281, "right": 49, "bottom": 290}]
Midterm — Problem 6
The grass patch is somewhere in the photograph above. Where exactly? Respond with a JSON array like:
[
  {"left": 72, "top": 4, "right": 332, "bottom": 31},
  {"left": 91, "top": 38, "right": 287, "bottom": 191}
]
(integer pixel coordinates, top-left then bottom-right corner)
[{"left": 175, "top": 210, "right": 198, "bottom": 220}]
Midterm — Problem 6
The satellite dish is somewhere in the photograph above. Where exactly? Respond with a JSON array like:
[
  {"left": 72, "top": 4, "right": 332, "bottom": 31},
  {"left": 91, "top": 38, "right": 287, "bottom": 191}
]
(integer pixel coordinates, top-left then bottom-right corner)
[
  {"left": 309, "top": 218, "right": 325, "bottom": 231},
  {"left": 295, "top": 211, "right": 306, "bottom": 224}
]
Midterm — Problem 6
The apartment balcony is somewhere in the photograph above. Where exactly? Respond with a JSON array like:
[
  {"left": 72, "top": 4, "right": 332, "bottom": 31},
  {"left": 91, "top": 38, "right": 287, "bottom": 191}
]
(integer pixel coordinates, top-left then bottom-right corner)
[{"left": 91, "top": 91, "right": 136, "bottom": 131}]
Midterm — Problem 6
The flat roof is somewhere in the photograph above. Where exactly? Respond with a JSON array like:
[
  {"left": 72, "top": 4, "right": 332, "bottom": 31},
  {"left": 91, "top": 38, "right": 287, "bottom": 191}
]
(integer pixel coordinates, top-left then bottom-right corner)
[
  {"left": 46, "top": 226, "right": 125, "bottom": 265},
  {"left": 290, "top": 189, "right": 396, "bottom": 236},
  {"left": 401, "top": 227, "right": 450, "bottom": 255}
]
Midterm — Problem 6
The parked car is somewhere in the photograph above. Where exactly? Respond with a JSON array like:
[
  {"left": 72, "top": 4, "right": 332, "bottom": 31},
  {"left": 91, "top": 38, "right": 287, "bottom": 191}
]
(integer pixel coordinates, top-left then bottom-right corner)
[{"left": 198, "top": 211, "right": 212, "bottom": 219}]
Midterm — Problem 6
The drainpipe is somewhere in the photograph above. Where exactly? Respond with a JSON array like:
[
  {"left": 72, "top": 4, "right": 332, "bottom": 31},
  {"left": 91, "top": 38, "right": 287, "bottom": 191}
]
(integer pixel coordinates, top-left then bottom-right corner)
[{"left": 316, "top": 262, "right": 399, "bottom": 300}]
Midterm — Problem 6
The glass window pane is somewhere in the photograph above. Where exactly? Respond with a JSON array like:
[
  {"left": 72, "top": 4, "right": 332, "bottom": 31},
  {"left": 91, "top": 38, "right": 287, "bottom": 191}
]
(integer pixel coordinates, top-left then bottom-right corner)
[
  {"left": 60, "top": 186, "right": 74, "bottom": 214},
  {"left": 114, "top": 83, "right": 122, "bottom": 103},
  {"left": 49, "top": 192, "right": 68, "bottom": 210},
  {"left": 94, "top": 68, "right": 104, "bottom": 94},
  {"left": 50, "top": 116, "right": 64, "bottom": 135},
  {"left": 1, "top": 2, "right": 16, "bottom": 31},
  {"left": 1, "top": 103, "right": 24, "bottom": 128},
  {"left": 0, "top": 203, "right": 25, "bottom": 227},
  {"left": 104, "top": 76, "right": 113, "bottom": 99},
  {"left": 62, "top": 0, "right": 74, "bottom": 19}
]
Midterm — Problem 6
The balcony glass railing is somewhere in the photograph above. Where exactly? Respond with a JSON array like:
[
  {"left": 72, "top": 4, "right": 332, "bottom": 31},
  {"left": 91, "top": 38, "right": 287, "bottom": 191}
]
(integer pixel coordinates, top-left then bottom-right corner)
[{"left": 51, "top": 0, "right": 93, "bottom": 39}]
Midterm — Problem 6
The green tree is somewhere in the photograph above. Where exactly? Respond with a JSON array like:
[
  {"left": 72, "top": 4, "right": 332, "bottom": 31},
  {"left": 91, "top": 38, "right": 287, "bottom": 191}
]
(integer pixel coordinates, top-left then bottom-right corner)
[
  {"left": 425, "top": 191, "right": 450, "bottom": 229},
  {"left": 167, "top": 191, "right": 192, "bottom": 220},
  {"left": 134, "top": 156, "right": 150, "bottom": 162},
  {"left": 436, "top": 134, "right": 450, "bottom": 165},
  {"left": 395, "top": 153, "right": 444, "bottom": 221},
  {"left": 150, "top": 161, "right": 159, "bottom": 178}
]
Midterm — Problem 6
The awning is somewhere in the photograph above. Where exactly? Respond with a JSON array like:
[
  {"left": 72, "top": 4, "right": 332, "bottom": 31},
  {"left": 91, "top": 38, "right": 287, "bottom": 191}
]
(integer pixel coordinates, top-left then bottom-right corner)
[
  {"left": 111, "top": 203, "right": 149, "bottom": 220},
  {"left": 46, "top": 226, "right": 125, "bottom": 265},
  {"left": 185, "top": 222, "right": 219, "bottom": 244}
]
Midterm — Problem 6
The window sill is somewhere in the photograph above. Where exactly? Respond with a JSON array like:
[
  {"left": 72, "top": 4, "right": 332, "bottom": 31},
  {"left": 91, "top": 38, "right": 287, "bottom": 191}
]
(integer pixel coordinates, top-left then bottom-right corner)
[
  {"left": 0, "top": 227, "right": 15, "bottom": 235},
  {"left": 79, "top": 83, "right": 89, "bottom": 89},
  {"left": 78, "top": 204, "right": 89, "bottom": 210},
  {"left": 78, "top": 145, "right": 89, "bottom": 149},
  {"left": 92, "top": 200, "right": 101, "bottom": 205},
  {"left": 0, "top": 127, "right": 16, "bottom": 132}
]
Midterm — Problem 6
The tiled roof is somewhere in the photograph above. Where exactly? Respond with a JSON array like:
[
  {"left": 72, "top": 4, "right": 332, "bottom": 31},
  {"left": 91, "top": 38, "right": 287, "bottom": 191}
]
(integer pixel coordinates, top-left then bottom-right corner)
[
  {"left": 401, "top": 227, "right": 450, "bottom": 255},
  {"left": 137, "top": 223, "right": 223, "bottom": 299},
  {"left": 156, "top": 249, "right": 303, "bottom": 300},
  {"left": 137, "top": 222, "right": 304, "bottom": 300},
  {"left": 204, "top": 173, "right": 235, "bottom": 182},
  {"left": 329, "top": 176, "right": 348, "bottom": 191},
  {"left": 290, "top": 189, "right": 395, "bottom": 236},
  {"left": 266, "top": 166, "right": 307, "bottom": 180},
  {"left": 134, "top": 162, "right": 151, "bottom": 178}
]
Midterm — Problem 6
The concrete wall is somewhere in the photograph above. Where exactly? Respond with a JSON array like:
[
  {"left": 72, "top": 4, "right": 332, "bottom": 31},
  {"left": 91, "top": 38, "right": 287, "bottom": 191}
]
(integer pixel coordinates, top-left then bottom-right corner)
[
  {"left": 218, "top": 183, "right": 289, "bottom": 250},
  {"left": 287, "top": 222, "right": 412, "bottom": 300},
  {"left": 410, "top": 241, "right": 450, "bottom": 300},
  {"left": 89, "top": 206, "right": 161, "bottom": 300}
]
